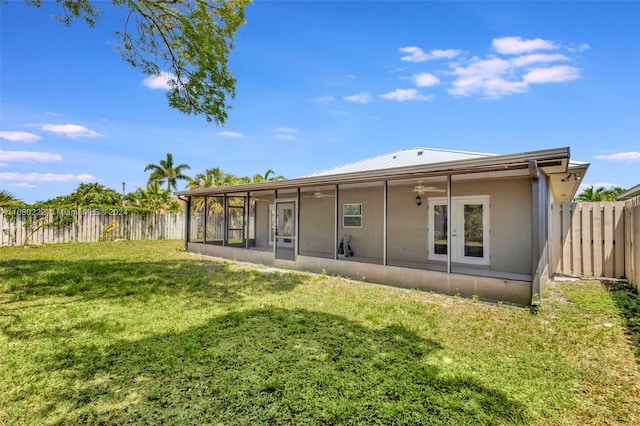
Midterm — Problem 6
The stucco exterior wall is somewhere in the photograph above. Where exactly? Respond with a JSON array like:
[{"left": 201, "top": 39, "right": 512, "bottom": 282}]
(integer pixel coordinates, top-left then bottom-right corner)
[
  {"left": 387, "top": 183, "right": 430, "bottom": 263},
  {"left": 337, "top": 185, "right": 384, "bottom": 261},
  {"left": 299, "top": 195, "right": 334, "bottom": 257}
]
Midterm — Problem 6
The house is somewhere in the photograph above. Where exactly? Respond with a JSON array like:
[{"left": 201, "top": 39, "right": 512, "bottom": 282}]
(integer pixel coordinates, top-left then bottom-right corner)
[
  {"left": 618, "top": 183, "right": 640, "bottom": 201},
  {"left": 175, "top": 147, "right": 589, "bottom": 306}
]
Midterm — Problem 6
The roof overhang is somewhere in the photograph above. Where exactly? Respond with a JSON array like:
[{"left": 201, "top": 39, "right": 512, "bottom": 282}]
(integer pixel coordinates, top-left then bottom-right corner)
[{"left": 176, "top": 147, "right": 577, "bottom": 198}]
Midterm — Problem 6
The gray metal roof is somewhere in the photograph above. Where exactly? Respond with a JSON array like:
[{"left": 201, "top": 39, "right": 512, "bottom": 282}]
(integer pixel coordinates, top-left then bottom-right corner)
[{"left": 303, "top": 147, "right": 494, "bottom": 177}]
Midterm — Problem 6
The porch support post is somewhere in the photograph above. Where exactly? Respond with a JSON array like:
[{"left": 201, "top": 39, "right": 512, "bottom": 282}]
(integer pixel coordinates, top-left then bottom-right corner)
[
  {"left": 203, "top": 196, "right": 207, "bottom": 244},
  {"left": 184, "top": 196, "right": 191, "bottom": 250},
  {"left": 245, "top": 192, "right": 250, "bottom": 249},
  {"left": 530, "top": 160, "right": 541, "bottom": 307},
  {"left": 383, "top": 180, "right": 388, "bottom": 266},
  {"left": 223, "top": 194, "right": 227, "bottom": 246},
  {"left": 447, "top": 175, "right": 452, "bottom": 274},
  {"left": 296, "top": 188, "right": 301, "bottom": 256},
  {"left": 273, "top": 190, "right": 278, "bottom": 258},
  {"left": 334, "top": 184, "right": 339, "bottom": 260}
]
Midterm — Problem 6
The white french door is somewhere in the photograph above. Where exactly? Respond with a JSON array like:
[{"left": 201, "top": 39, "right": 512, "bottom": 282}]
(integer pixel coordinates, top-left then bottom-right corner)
[
  {"left": 428, "top": 196, "right": 490, "bottom": 265},
  {"left": 268, "top": 202, "right": 295, "bottom": 249}
]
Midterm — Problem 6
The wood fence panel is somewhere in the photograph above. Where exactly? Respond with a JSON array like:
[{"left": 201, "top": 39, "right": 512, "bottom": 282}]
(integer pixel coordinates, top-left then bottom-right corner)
[
  {"left": 603, "top": 205, "right": 615, "bottom": 278},
  {"left": 571, "top": 204, "right": 582, "bottom": 276},
  {"left": 592, "top": 204, "right": 603, "bottom": 277},
  {"left": 0, "top": 209, "right": 185, "bottom": 246},
  {"left": 581, "top": 204, "right": 593, "bottom": 276},
  {"left": 613, "top": 204, "right": 625, "bottom": 278},
  {"left": 561, "top": 203, "right": 572, "bottom": 274},
  {"left": 624, "top": 197, "right": 639, "bottom": 289}
]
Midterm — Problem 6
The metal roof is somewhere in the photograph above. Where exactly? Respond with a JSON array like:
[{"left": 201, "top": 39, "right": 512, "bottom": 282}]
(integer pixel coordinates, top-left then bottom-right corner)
[{"left": 303, "top": 147, "right": 493, "bottom": 177}]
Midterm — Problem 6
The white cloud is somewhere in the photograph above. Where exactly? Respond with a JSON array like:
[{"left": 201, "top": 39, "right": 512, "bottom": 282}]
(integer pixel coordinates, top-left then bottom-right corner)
[
  {"left": 400, "top": 46, "right": 461, "bottom": 62},
  {"left": 492, "top": 36, "right": 558, "bottom": 54},
  {"left": 274, "top": 127, "right": 298, "bottom": 133},
  {"left": 0, "top": 131, "right": 41, "bottom": 143},
  {"left": 0, "top": 150, "right": 63, "bottom": 163},
  {"left": 523, "top": 65, "right": 582, "bottom": 83},
  {"left": 593, "top": 152, "right": 640, "bottom": 163},
  {"left": 218, "top": 131, "right": 244, "bottom": 138},
  {"left": 0, "top": 172, "right": 98, "bottom": 183},
  {"left": 311, "top": 95, "right": 335, "bottom": 104},
  {"left": 343, "top": 93, "right": 372, "bottom": 104},
  {"left": 46, "top": 111, "right": 63, "bottom": 117},
  {"left": 35, "top": 123, "right": 104, "bottom": 138},
  {"left": 142, "top": 71, "right": 176, "bottom": 90},
  {"left": 413, "top": 72, "right": 440, "bottom": 87},
  {"left": 6, "top": 182, "right": 37, "bottom": 188},
  {"left": 273, "top": 134, "right": 297, "bottom": 141},
  {"left": 380, "top": 89, "right": 432, "bottom": 102}
]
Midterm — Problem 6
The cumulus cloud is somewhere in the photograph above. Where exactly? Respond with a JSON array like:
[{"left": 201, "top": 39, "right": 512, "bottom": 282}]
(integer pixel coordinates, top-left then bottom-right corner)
[
  {"left": 400, "top": 46, "right": 461, "bottom": 62},
  {"left": 413, "top": 73, "right": 440, "bottom": 87},
  {"left": 142, "top": 71, "right": 176, "bottom": 90},
  {"left": 523, "top": 65, "right": 582, "bottom": 83},
  {"left": 396, "top": 36, "right": 585, "bottom": 99},
  {"left": 492, "top": 36, "right": 558, "bottom": 54},
  {"left": 34, "top": 123, "right": 104, "bottom": 138},
  {"left": 593, "top": 152, "right": 640, "bottom": 163},
  {"left": 0, "top": 150, "right": 63, "bottom": 163},
  {"left": 380, "top": 89, "right": 432, "bottom": 102},
  {"left": 0, "top": 131, "right": 41, "bottom": 143},
  {"left": 0, "top": 172, "right": 98, "bottom": 183},
  {"left": 343, "top": 93, "right": 372, "bottom": 104},
  {"left": 218, "top": 131, "right": 244, "bottom": 138}
]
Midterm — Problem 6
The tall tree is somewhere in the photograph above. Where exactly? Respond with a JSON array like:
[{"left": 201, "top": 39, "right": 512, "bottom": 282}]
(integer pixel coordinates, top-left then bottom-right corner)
[
  {"left": 0, "top": 190, "right": 23, "bottom": 207},
  {"left": 188, "top": 167, "right": 248, "bottom": 189},
  {"left": 38, "top": 183, "right": 122, "bottom": 206},
  {"left": 145, "top": 153, "right": 191, "bottom": 191},
  {"left": 575, "top": 186, "right": 625, "bottom": 202},
  {"left": 21, "top": 0, "right": 251, "bottom": 124},
  {"left": 126, "top": 182, "right": 179, "bottom": 212},
  {"left": 252, "top": 169, "right": 284, "bottom": 183}
]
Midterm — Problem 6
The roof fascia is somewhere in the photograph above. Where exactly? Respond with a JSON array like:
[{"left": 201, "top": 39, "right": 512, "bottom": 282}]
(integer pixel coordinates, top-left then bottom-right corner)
[{"left": 175, "top": 147, "right": 570, "bottom": 197}]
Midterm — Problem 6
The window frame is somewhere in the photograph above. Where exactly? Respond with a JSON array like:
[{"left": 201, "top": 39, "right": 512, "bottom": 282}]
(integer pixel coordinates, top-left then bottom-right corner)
[{"left": 343, "top": 203, "right": 363, "bottom": 228}]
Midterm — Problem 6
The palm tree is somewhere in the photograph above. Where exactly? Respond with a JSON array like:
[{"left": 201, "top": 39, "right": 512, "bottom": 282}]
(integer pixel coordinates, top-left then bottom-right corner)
[
  {"left": 0, "top": 190, "right": 23, "bottom": 207},
  {"left": 188, "top": 167, "right": 250, "bottom": 189},
  {"left": 575, "top": 186, "right": 625, "bottom": 202},
  {"left": 126, "top": 182, "right": 179, "bottom": 212},
  {"left": 252, "top": 169, "right": 285, "bottom": 183},
  {"left": 144, "top": 153, "right": 191, "bottom": 191}
]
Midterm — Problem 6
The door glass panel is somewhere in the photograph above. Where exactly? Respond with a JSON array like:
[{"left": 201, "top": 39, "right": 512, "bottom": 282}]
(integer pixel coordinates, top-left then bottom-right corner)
[
  {"left": 433, "top": 205, "right": 448, "bottom": 255},
  {"left": 463, "top": 204, "right": 483, "bottom": 258}
]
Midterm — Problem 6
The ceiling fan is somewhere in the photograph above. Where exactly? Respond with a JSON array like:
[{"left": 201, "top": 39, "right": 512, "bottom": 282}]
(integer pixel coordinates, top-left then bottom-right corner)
[
  {"left": 410, "top": 181, "right": 446, "bottom": 195},
  {"left": 303, "top": 190, "right": 335, "bottom": 199}
]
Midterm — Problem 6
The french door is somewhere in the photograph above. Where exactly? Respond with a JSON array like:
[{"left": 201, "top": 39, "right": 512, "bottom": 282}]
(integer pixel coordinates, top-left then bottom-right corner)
[{"left": 428, "top": 196, "right": 490, "bottom": 265}]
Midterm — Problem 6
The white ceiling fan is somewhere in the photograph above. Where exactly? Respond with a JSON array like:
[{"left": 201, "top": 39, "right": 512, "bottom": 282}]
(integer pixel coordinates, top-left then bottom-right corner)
[
  {"left": 303, "top": 190, "right": 335, "bottom": 199},
  {"left": 410, "top": 180, "right": 446, "bottom": 195}
]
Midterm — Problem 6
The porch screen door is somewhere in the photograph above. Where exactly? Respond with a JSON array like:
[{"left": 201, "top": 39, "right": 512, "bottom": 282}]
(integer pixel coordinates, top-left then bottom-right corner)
[{"left": 273, "top": 201, "right": 296, "bottom": 261}]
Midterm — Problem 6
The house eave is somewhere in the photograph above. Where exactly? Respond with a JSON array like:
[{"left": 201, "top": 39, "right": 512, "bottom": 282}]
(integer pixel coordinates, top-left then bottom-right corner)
[{"left": 175, "top": 146, "right": 571, "bottom": 197}]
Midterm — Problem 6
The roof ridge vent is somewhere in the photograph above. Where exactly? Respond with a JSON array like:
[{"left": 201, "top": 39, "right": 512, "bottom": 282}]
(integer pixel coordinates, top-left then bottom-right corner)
[{"left": 417, "top": 150, "right": 423, "bottom": 156}]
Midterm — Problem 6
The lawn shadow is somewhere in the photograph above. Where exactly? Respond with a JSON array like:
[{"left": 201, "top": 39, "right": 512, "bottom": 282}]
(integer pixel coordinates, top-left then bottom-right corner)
[
  {"left": 602, "top": 280, "right": 640, "bottom": 362},
  {"left": 0, "top": 257, "right": 303, "bottom": 307},
  {"left": 24, "top": 308, "right": 528, "bottom": 425}
]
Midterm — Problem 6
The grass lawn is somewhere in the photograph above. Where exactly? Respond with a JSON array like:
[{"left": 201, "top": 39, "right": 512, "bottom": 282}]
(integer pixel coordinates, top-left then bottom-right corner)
[{"left": 1, "top": 240, "right": 639, "bottom": 425}]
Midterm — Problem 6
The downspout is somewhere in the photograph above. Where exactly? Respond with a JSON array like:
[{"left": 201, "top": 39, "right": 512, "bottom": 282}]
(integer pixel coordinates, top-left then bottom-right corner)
[
  {"left": 245, "top": 192, "right": 250, "bottom": 249},
  {"left": 530, "top": 160, "right": 541, "bottom": 310},
  {"left": 334, "top": 184, "right": 339, "bottom": 260},
  {"left": 383, "top": 180, "right": 388, "bottom": 266},
  {"left": 296, "top": 188, "right": 301, "bottom": 257},
  {"left": 447, "top": 175, "right": 452, "bottom": 274}
]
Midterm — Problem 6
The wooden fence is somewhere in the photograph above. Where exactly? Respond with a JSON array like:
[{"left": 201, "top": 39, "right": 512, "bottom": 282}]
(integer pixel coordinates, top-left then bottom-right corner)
[
  {"left": 0, "top": 208, "right": 185, "bottom": 246},
  {"left": 624, "top": 197, "right": 640, "bottom": 289},
  {"left": 550, "top": 200, "right": 639, "bottom": 288}
]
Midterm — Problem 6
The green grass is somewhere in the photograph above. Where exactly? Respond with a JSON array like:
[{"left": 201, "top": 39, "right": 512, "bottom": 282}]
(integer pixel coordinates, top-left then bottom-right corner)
[{"left": 1, "top": 241, "right": 639, "bottom": 425}]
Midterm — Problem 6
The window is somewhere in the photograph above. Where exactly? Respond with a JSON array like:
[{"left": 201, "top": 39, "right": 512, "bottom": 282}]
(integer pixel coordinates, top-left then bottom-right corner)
[{"left": 343, "top": 203, "right": 362, "bottom": 228}]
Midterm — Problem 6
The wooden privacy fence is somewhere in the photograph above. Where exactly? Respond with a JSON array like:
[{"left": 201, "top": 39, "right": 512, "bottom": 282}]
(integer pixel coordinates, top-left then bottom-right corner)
[
  {"left": 624, "top": 197, "right": 640, "bottom": 289},
  {"left": 550, "top": 201, "right": 629, "bottom": 280},
  {"left": 0, "top": 208, "right": 185, "bottom": 246}
]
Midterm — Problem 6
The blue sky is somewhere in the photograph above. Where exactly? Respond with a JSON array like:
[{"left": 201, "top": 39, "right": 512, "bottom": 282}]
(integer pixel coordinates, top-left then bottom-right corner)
[{"left": 1, "top": 1, "right": 639, "bottom": 204}]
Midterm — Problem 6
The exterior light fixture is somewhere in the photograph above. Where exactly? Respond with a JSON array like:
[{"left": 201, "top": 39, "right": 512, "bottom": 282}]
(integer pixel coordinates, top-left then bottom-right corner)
[{"left": 415, "top": 195, "right": 422, "bottom": 206}]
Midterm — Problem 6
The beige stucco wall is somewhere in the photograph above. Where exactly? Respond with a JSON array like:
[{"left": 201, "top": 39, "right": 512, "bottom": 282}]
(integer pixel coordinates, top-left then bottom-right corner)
[
  {"left": 337, "top": 185, "right": 384, "bottom": 261},
  {"left": 299, "top": 195, "right": 334, "bottom": 256},
  {"left": 387, "top": 184, "right": 430, "bottom": 263}
]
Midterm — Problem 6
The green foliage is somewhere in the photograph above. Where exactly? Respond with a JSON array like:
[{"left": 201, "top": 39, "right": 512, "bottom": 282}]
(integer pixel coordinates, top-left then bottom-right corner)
[
  {"left": 0, "top": 190, "right": 24, "bottom": 207},
  {"left": 126, "top": 181, "right": 181, "bottom": 212},
  {"left": 145, "top": 152, "right": 191, "bottom": 191},
  {"left": 575, "top": 186, "right": 626, "bottom": 202},
  {"left": 252, "top": 169, "right": 285, "bottom": 183},
  {"left": 22, "top": 0, "right": 251, "bottom": 124},
  {"left": 188, "top": 166, "right": 253, "bottom": 189},
  {"left": 38, "top": 183, "right": 123, "bottom": 207}
]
